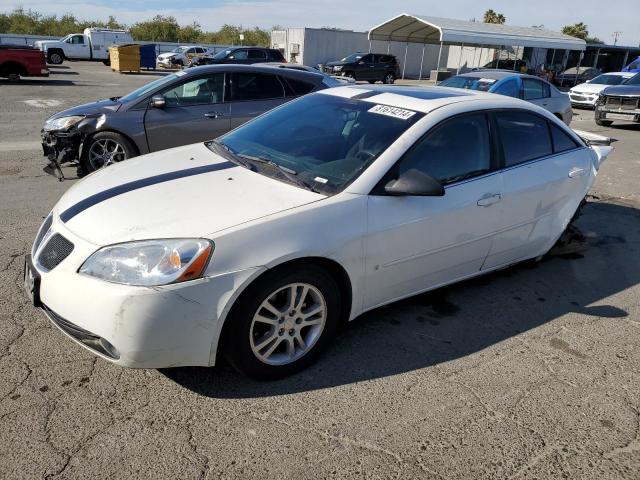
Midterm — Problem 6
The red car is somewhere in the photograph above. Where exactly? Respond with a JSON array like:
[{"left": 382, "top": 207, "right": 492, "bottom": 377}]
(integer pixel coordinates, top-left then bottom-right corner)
[{"left": 0, "top": 45, "right": 49, "bottom": 81}]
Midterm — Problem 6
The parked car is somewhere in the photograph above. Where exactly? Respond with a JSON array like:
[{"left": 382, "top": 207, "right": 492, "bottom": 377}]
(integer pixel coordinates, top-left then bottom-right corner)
[
  {"left": 26, "top": 85, "right": 611, "bottom": 379},
  {"left": 480, "top": 58, "right": 528, "bottom": 71},
  {"left": 41, "top": 65, "right": 338, "bottom": 179},
  {"left": 0, "top": 44, "right": 49, "bottom": 81},
  {"left": 438, "top": 71, "right": 572, "bottom": 125},
  {"left": 260, "top": 62, "right": 356, "bottom": 84},
  {"left": 569, "top": 72, "right": 636, "bottom": 108},
  {"left": 554, "top": 67, "right": 601, "bottom": 86},
  {"left": 622, "top": 56, "right": 640, "bottom": 73},
  {"left": 322, "top": 53, "right": 399, "bottom": 84},
  {"left": 190, "top": 47, "right": 285, "bottom": 67},
  {"left": 595, "top": 72, "right": 640, "bottom": 126},
  {"left": 157, "top": 46, "right": 210, "bottom": 68},
  {"left": 33, "top": 28, "right": 133, "bottom": 65}
]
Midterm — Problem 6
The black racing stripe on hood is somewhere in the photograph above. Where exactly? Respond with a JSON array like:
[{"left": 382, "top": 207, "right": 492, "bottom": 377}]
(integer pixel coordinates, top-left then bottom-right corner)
[{"left": 60, "top": 161, "right": 237, "bottom": 223}]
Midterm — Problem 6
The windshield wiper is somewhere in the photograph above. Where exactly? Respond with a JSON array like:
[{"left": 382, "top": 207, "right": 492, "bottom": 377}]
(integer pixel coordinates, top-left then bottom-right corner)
[
  {"left": 208, "top": 140, "right": 256, "bottom": 171},
  {"left": 236, "top": 154, "right": 320, "bottom": 193}
]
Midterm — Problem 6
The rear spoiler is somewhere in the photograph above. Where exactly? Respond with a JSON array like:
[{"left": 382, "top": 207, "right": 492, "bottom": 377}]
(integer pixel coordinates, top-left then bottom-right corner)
[{"left": 573, "top": 129, "right": 612, "bottom": 147}]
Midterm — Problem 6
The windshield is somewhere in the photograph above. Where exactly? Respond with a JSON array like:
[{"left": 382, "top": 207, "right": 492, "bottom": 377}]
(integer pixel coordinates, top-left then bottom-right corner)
[
  {"left": 439, "top": 75, "right": 497, "bottom": 92},
  {"left": 341, "top": 53, "right": 363, "bottom": 63},
  {"left": 213, "top": 49, "right": 233, "bottom": 59},
  {"left": 119, "top": 72, "right": 183, "bottom": 102},
  {"left": 171, "top": 46, "right": 189, "bottom": 53},
  {"left": 626, "top": 73, "right": 640, "bottom": 85},
  {"left": 214, "top": 93, "right": 424, "bottom": 194},
  {"left": 590, "top": 74, "right": 629, "bottom": 86}
]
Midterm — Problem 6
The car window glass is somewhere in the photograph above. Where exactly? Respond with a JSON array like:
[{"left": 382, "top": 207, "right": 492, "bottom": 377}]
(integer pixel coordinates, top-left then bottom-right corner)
[
  {"left": 248, "top": 49, "right": 267, "bottom": 59},
  {"left": 282, "top": 77, "right": 315, "bottom": 96},
  {"left": 361, "top": 54, "right": 374, "bottom": 63},
  {"left": 229, "top": 73, "right": 284, "bottom": 101},
  {"left": 72, "top": 35, "right": 84, "bottom": 44},
  {"left": 229, "top": 49, "right": 248, "bottom": 60},
  {"left": 496, "top": 111, "right": 553, "bottom": 166},
  {"left": 186, "top": 48, "right": 196, "bottom": 54},
  {"left": 398, "top": 113, "right": 491, "bottom": 185},
  {"left": 161, "top": 74, "right": 224, "bottom": 106},
  {"left": 522, "top": 78, "right": 547, "bottom": 100},
  {"left": 379, "top": 55, "right": 392, "bottom": 63},
  {"left": 550, "top": 123, "right": 579, "bottom": 153},
  {"left": 493, "top": 78, "right": 520, "bottom": 98}
]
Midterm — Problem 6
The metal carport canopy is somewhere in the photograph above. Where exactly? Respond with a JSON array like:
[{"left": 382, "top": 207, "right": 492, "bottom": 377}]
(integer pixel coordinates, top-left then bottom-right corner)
[{"left": 368, "top": 14, "right": 586, "bottom": 51}]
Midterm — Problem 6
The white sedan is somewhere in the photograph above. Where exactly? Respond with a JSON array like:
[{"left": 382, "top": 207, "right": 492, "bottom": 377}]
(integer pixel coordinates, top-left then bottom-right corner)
[
  {"left": 569, "top": 72, "right": 636, "bottom": 107},
  {"left": 25, "top": 86, "right": 611, "bottom": 379}
]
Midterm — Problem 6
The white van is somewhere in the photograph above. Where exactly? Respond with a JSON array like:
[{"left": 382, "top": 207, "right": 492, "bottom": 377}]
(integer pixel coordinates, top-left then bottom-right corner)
[{"left": 34, "top": 28, "right": 134, "bottom": 65}]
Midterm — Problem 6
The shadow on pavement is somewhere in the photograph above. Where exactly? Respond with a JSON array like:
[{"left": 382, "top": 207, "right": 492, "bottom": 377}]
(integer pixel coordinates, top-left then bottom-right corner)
[
  {"left": 0, "top": 79, "right": 75, "bottom": 86},
  {"left": 162, "top": 201, "right": 639, "bottom": 397}
]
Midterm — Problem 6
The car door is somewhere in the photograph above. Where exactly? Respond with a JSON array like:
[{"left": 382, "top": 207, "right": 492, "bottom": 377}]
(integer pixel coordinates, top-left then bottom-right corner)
[
  {"left": 359, "top": 54, "right": 376, "bottom": 80},
  {"left": 227, "top": 71, "right": 288, "bottom": 129},
  {"left": 144, "top": 72, "right": 231, "bottom": 151},
  {"left": 65, "top": 34, "right": 89, "bottom": 59},
  {"left": 364, "top": 112, "right": 503, "bottom": 309},
  {"left": 227, "top": 49, "right": 249, "bottom": 64},
  {"left": 522, "top": 78, "right": 552, "bottom": 112},
  {"left": 483, "top": 110, "right": 591, "bottom": 269}
]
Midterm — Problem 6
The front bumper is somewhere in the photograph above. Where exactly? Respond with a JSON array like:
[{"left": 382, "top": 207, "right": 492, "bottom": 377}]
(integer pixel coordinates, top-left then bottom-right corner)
[
  {"left": 41, "top": 129, "right": 81, "bottom": 164},
  {"left": 569, "top": 93, "right": 597, "bottom": 107},
  {"left": 596, "top": 107, "right": 640, "bottom": 122},
  {"left": 29, "top": 216, "right": 262, "bottom": 368}
]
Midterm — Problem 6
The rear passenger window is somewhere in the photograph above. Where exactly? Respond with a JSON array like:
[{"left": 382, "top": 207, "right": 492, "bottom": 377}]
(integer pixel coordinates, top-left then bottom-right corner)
[
  {"left": 493, "top": 79, "right": 520, "bottom": 98},
  {"left": 522, "top": 79, "right": 548, "bottom": 100},
  {"left": 229, "top": 73, "right": 284, "bottom": 101},
  {"left": 496, "top": 111, "right": 553, "bottom": 166},
  {"left": 283, "top": 77, "right": 315, "bottom": 96},
  {"left": 248, "top": 49, "right": 267, "bottom": 59},
  {"left": 550, "top": 124, "right": 579, "bottom": 153},
  {"left": 398, "top": 113, "right": 492, "bottom": 185}
]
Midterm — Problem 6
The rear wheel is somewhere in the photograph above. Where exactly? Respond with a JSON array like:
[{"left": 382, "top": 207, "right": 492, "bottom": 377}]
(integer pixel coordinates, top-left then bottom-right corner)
[
  {"left": 222, "top": 266, "right": 341, "bottom": 380},
  {"left": 383, "top": 72, "right": 395, "bottom": 84},
  {"left": 47, "top": 50, "right": 64, "bottom": 65},
  {"left": 80, "top": 132, "right": 137, "bottom": 173}
]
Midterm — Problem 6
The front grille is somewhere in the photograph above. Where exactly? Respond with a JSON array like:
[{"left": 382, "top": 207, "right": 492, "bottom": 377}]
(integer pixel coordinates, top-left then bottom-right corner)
[
  {"left": 33, "top": 214, "right": 52, "bottom": 253},
  {"left": 37, "top": 233, "right": 74, "bottom": 270},
  {"left": 606, "top": 96, "right": 622, "bottom": 108},
  {"left": 42, "top": 304, "right": 120, "bottom": 359},
  {"left": 622, "top": 98, "right": 638, "bottom": 110}
]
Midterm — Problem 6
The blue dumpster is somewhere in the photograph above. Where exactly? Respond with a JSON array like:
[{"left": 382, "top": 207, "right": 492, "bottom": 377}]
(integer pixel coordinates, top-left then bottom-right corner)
[{"left": 140, "top": 44, "right": 156, "bottom": 70}]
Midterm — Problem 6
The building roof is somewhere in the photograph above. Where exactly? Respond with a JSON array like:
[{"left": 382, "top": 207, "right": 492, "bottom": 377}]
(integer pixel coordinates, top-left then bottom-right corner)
[{"left": 368, "top": 14, "right": 587, "bottom": 51}]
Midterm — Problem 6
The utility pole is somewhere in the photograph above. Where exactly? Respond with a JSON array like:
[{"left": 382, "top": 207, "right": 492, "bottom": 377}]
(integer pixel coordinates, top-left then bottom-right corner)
[{"left": 613, "top": 31, "right": 622, "bottom": 46}]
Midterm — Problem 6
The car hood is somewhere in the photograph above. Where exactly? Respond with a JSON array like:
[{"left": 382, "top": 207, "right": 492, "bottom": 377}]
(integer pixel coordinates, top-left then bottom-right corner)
[
  {"left": 34, "top": 40, "right": 60, "bottom": 48},
  {"left": 570, "top": 83, "right": 608, "bottom": 94},
  {"left": 158, "top": 52, "right": 178, "bottom": 59},
  {"left": 54, "top": 143, "right": 325, "bottom": 245},
  {"left": 325, "top": 61, "right": 350, "bottom": 67},
  {"left": 49, "top": 98, "right": 122, "bottom": 120},
  {"left": 602, "top": 85, "right": 640, "bottom": 96}
]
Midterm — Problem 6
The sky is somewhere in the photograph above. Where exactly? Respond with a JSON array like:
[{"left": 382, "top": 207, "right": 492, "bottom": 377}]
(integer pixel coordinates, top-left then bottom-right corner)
[{"left": 2, "top": 0, "right": 639, "bottom": 47}]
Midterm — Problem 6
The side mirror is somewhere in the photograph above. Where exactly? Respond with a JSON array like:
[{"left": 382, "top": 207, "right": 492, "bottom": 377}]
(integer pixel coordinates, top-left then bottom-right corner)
[
  {"left": 384, "top": 169, "right": 444, "bottom": 197},
  {"left": 150, "top": 95, "right": 166, "bottom": 108}
]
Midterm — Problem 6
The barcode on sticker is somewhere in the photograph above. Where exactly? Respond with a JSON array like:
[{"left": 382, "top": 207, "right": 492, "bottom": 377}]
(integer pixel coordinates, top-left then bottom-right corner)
[{"left": 368, "top": 104, "right": 416, "bottom": 120}]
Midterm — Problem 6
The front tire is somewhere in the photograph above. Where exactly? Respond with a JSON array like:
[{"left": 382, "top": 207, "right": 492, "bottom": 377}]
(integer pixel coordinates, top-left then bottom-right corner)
[
  {"left": 80, "top": 132, "right": 137, "bottom": 173},
  {"left": 595, "top": 118, "right": 613, "bottom": 127},
  {"left": 222, "top": 265, "right": 341, "bottom": 380},
  {"left": 48, "top": 50, "right": 64, "bottom": 65},
  {"left": 343, "top": 71, "right": 355, "bottom": 80}
]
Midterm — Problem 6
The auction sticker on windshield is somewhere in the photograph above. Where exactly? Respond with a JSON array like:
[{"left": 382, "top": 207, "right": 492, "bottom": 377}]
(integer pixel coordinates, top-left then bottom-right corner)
[{"left": 368, "top": 105, "right": 416, "bottom": 120}]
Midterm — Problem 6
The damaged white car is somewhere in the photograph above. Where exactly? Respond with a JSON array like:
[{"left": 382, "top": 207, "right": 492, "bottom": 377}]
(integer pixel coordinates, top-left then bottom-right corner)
[{"left": 25, "top": 85, "right": 611, "bottom": 379}]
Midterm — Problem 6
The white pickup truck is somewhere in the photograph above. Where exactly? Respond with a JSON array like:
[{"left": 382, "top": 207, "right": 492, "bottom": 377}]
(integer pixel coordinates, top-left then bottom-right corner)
[{"left": 34, "top": 28, "right": 134, "bottom": 65}]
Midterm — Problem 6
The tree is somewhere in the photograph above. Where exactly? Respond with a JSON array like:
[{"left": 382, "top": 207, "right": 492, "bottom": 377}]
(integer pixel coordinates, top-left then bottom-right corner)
[
  {"left": 483, "top": 9, "right": 506, "bottom": 24},
  {"left": 130, "top": 15, "right": 179, "bottom": 42},
  {"left": 562, "top": 22, "right": 588, "bottom": 40}
]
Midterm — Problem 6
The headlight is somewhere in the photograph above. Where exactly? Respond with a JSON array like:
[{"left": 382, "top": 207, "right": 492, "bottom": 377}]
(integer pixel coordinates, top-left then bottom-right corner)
[
  {"left": 333, "top": 66, "right": 343, "bottom": 72},
  {"left": 43, "top": 115, "right": 84, "bottom": 132},
  {"left": 79, "top": 239, "right": 213, "bottom": 286}
]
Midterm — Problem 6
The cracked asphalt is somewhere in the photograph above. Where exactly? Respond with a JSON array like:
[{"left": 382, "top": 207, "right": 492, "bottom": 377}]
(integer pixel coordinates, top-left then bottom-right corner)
[{"left": 1, "top": 62, "right": 639, "bottom": 479}]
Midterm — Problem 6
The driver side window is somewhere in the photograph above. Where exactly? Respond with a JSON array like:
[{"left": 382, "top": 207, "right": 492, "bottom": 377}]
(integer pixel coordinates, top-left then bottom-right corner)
[
  {"left": 160, "top": 74, "right": 224, "bottom": 107},
  {"left": 397, "top": 113, "right": 492, "bottom": 185}
]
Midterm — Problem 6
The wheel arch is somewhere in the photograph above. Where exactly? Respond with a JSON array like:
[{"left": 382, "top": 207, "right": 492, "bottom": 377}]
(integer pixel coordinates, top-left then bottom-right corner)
[
  {"left": 80, "top": 128, "right": 141, "bottom": 158},
  {"left": 213, "top": 256, "right": 354, "bottom": 364}
]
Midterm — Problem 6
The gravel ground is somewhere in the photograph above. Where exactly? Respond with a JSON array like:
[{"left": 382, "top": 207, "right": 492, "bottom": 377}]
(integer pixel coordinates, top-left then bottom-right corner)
[{"left": 0, "top": 62, "right": 638, "bottom": 479}]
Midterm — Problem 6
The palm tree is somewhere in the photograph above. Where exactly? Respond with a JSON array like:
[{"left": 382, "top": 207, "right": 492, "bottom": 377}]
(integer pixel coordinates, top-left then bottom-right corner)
[{"left": 483, "top": 9, "right": 506, "bottom": 24}]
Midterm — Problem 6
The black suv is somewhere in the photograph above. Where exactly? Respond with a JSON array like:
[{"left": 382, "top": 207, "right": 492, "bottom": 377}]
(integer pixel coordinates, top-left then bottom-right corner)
[
  {"left": 323, "top": 53, "right": 399, "bottom": 84},
  {"left": 191, "top": 47, "right": 285, "bottom": 67},
  {"left": 595, "top": 72, "right": 640, "bottom": 127}
]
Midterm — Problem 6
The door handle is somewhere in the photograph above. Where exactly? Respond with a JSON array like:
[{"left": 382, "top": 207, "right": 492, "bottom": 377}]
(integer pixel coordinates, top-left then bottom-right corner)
[
  {"left": 568, "top": 167, "right": 586, "bottom": 178},
  {"left": 204, "top": 112, "right": 224, "bottom": 119},
  {"left": 477, "top": 193, "right": 502, "bottom": 207}
]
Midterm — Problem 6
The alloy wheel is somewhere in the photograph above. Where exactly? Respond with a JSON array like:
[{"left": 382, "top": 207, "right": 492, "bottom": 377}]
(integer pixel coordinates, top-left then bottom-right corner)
[
  {"left": 249, "top": 282, "right": 327, "bottom": 366},
  {"left": 88, "top": 139, "right": 127, "bottom": 170}
]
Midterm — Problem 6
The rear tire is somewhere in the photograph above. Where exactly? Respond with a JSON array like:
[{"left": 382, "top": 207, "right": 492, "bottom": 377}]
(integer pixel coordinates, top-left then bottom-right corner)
[
  {"left": 383, "top": 72, "right": 395, "bottom": 84},
  {"left": 222, "top": 265, "right": 341, "bottom": 380},
  {"left": 80, "top": 132, "right": 137, "bottom": 173}
]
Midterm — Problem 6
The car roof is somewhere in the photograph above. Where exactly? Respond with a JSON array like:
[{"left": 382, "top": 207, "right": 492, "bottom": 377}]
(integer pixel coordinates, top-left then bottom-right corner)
[
  {"left": 184, "top": 63, "right": 325, "bottom": 81},
  {"left": 456, "top": 71, "right": 536, "bottom": 80},
  {"left": 318, "top": 85, "right": 507, "bottom": 113},
  {"left": 601, "top": 71, "right": 636, "bottom": 77}
]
